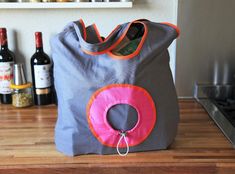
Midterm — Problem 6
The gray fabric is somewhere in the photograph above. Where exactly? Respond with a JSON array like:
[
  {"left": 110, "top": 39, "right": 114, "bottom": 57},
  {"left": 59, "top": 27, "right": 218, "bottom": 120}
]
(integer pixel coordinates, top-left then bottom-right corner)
[
  {"left": 51, "top": 19, "right": 179, "bottom": 156},
  {"left": 107, "top": 104, "right": 138, "bottom": 131}
]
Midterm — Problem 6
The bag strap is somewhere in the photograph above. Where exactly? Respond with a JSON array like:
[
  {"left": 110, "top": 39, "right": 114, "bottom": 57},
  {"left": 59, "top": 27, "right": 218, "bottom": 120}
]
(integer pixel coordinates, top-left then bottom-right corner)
[
  {"left": 85, "top": 24, "right": 103, "bottom": 44},
  {"left": 73, "top": 19, "right": 148, "bottom": 55},
  {"left": 73, "top": 19, "right": 125, "bottom": 55}
]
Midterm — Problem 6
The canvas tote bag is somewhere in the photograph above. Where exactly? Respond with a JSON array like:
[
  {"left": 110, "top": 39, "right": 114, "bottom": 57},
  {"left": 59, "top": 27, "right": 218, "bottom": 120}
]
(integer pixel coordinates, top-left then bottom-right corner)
[{"left": 51, "top": 19, "right": 180, "bottom": 156}]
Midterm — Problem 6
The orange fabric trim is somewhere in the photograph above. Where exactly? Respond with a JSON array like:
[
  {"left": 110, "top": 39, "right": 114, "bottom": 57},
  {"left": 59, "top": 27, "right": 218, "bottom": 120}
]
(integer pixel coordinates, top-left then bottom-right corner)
[
  {"left": 81, "top": 22, "right": 132, "bottom": 56},
  {"left": 81, "top": 20, "right": 148, "bottom": 60},
  {"left": 161, "top": 22, "right": 180, "bottom": 37},
  {"left": 86, "top": 84, "right": 157, "bottom": 148},
  {"left": 92, "top": 24, "right": 121, "bottom": 43},
  {"left": 90, "top": 21, "right": 148, "bottom": 60},
  {"left": 92, "top": 24, "right": 103, "bottom": 42},
  {"left": 104, "top": 25, "right": 121, "bottom": 41},
  {"left": 108, "top": 21, "right": 148, "bottom": 59},
  {"left": 79, "top": 19, "right": 87, "bottom": 41}
]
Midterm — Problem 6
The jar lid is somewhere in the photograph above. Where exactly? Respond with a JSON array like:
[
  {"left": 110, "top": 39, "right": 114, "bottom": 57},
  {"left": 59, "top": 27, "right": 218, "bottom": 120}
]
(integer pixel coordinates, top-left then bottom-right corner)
[{"left": 10, "top": 82, "right": 32, "bottom": 90}]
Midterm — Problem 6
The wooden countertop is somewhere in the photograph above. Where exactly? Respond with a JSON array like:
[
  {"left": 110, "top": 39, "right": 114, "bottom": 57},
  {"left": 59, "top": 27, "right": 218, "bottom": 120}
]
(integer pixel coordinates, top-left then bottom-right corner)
[{"left": 0, "top": 99, "right": 235, "bottom": 174}]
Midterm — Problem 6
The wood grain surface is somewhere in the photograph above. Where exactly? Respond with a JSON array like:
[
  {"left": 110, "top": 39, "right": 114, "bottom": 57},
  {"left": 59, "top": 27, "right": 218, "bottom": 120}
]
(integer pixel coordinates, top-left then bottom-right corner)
[{"left": 0, "top": 99, "right": 235, "bottom": 174}]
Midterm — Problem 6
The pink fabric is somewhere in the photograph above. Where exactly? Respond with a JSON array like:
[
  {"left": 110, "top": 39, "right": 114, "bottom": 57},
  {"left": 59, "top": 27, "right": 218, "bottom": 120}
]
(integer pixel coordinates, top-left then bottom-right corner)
[{"left": 88, "top": 85, "right": 156, "bottom": 147}]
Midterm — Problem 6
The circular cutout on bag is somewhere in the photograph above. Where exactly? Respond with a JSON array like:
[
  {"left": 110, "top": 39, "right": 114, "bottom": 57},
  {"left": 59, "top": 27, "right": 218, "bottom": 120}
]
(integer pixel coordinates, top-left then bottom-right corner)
[
  {"left": 107, "top": 104, "right": 138, "bottom": 131},
  {"left": 87, "top": 84, "right": 157, "bottom": 148}
]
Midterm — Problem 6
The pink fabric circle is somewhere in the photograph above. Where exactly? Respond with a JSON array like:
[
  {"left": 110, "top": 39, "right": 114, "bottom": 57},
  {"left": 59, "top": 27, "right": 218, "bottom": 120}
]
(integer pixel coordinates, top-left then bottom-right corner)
[{"left": 87, "top": 84, "right": 156, "bottom": 148}]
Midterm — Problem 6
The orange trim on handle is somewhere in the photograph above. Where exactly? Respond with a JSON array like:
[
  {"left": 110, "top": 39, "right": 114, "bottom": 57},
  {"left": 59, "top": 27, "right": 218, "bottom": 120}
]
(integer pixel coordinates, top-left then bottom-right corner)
[
  {"left": 88, "top": 20, "right": 148, "bottom": 60},
  {"left": 161, "top": 22, "right": 180, "bottom": 37},
  {"left": 81, "top": 22, "right": 133, "bottom": 56},
  {"left": 104, "top": 25, "right": 121, "bottom": 42},
  {"left": 92, "top": 24, "right": 103, "bottom": 43},
  {"left": 92, "top": 24, "right": 121, "bottom": 43},
  {"left": 108, "top": 21, "right": 148, "bottom": 60},
  {"left": 79, "top": 19, "right": 87, "bottom": 41}
]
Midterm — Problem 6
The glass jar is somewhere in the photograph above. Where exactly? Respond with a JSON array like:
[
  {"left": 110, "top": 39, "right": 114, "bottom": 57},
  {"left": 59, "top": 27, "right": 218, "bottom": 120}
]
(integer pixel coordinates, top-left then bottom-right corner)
[{"left": 10, "top": 83, "right": 33, "bottom": 108}]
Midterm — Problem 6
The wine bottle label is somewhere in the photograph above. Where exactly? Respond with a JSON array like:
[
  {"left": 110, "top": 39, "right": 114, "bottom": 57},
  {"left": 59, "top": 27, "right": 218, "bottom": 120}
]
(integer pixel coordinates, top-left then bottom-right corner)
[
  {"left": 0, "top": 62, "right": 14, "bottom": 94},
  {"left": 34, "top": 64, "right": 52, "bottom": 88},
  {"left": 36, "top": 88, "right": 51, "bottom": 95}
]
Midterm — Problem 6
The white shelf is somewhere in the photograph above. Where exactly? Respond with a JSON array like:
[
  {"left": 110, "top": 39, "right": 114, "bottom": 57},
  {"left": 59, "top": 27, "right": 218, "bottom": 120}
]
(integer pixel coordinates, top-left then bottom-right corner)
[{"left": 0, "top": 2, "right": 133, "bottom": 9}]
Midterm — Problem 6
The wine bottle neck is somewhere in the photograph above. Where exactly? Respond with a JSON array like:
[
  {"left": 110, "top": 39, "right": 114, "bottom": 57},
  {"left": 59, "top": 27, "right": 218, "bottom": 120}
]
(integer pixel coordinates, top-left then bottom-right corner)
[
  {"left": 36, "top": 47, "right": 44, "bottom": 53},
  {"left": 0, "top": 44, "right": 8, "bottom": 51},
  {"left": 35, "top": 32, "right": 43, "bottom": 51},
  {"left": 0, "top": 29, "right": 8, "bottom": 50}
]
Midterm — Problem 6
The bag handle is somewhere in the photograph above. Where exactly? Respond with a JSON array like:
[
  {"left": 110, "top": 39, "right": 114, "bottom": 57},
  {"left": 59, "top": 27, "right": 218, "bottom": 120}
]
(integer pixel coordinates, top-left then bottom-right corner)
[
  {"left": 73, "top": 19, "right": 125, "bottom": 55},
  {"left": 73, "top": 19, "right": 148, "bottom": 56}
]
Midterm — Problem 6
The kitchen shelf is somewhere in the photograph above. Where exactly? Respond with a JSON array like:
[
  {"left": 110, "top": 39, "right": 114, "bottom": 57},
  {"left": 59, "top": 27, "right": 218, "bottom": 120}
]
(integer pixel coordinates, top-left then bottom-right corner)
[{"left": 0, "top": 2, "right": 133, "bottom": 9}]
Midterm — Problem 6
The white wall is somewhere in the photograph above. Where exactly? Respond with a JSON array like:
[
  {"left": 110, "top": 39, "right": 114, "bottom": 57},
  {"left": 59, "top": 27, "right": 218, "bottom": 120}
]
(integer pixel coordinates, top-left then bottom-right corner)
[
  {"left": 176, "top": 0, "right": 235, "bottom": 97},
  {"left": 0, "top": 0, "right": 178, "bottom": 81}
]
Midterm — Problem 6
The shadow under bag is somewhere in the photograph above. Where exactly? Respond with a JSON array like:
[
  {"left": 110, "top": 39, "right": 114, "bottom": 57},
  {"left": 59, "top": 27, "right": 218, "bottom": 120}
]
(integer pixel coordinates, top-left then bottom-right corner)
[{"left": 51, "top": 19, "right": 180, "bottom": 156}]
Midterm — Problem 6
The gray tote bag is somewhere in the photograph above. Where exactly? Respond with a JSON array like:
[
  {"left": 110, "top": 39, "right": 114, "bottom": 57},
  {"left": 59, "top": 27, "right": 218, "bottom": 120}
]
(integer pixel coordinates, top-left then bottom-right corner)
[{"left": 51, "top": 19, "right": 180, "bottom": 156}]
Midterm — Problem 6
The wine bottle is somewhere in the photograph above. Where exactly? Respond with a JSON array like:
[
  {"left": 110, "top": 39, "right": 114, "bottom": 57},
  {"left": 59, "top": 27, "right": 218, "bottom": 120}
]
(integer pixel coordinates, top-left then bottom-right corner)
[
  {"left": 0, "top": 28, "right": 14, "bottom": 104},
  {"left": 31, "top": 32, "right": 52, "bottom": 105}
]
